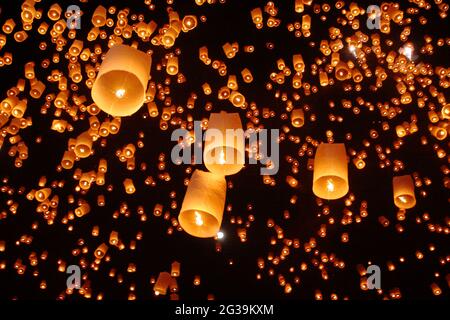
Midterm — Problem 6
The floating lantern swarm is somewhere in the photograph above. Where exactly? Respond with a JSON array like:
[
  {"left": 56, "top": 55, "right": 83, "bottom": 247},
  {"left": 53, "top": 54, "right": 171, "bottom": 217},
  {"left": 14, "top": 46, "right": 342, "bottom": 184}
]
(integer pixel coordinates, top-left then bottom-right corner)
[
  {"left": 312, "top": 143, "right": 349, "bottom": 200},
  {"left": 393, "top": 175, "right": 416, "bottom": 209},
  {"left": 179, "top": 170, "right": 226, "bottom": 238},
  {"left": 91, "top": 44, "right": 152, "bottom": 117},
  {"left": 204, "top": 111, "right": 245, "bottom": 176}
]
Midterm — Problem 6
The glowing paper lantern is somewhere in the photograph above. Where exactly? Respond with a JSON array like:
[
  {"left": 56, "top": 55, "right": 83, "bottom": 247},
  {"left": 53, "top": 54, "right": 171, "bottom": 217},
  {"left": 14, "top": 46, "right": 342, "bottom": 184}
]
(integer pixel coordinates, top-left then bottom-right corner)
[
  {"left": 393, "top": 175, "right": 416, "bottom": 209},
  {"left": 154, "top": 272, "right": 172, "bottom": 296},
  {"left": 312, "top": 143, "right": 349, "bottom": 200},
  {"left": 179, "top": 170, "right": 226, "bottom": 238},
  {"left": 91, "top": 44, "right": 151, "bottom": 117},
  {"left": 291, "top": 109, "right": 305, "bottom": 128},
  {"left": 204, "top": 111, "right": 245, "bottom": 176}
]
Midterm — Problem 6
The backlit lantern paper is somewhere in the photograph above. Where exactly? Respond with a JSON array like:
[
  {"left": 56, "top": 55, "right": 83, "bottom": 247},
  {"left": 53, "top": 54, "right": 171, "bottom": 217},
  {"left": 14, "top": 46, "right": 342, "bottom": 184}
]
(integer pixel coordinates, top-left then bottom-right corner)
[
  {"left": 204, "top": 111, "right": 245, "bottom": 176},
  {"left": 179, "top": 170, "right": 226, "bottom": 238},
  {"left": 154, "top": 272, "right": 172, "bottom": 296},
  {"left": 393, "top": 175, "right": 416, "bottom": 209},
  {"left": 91, "top": 44, "right": 151, "bottom": 117},
  {"left": 312, "top": 143, "right": 349, "bottom": 200}
]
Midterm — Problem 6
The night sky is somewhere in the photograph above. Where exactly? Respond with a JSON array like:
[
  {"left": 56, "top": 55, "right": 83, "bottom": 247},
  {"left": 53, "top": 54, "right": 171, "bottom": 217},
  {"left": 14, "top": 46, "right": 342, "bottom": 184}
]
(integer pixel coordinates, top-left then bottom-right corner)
[{"left": 0, "top": 0, "right": 449, "bottom": 301}]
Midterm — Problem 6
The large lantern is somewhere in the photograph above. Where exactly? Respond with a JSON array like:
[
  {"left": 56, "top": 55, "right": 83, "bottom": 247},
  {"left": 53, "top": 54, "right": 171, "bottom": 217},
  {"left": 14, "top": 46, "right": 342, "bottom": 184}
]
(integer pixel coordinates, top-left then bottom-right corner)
[
  {"left": 393, "top": 175, "right": 416, "bottom": 209},
  {"left": 204, "top": 111, "right": 245, "bottom": 176},
  {"left": 91, "top": 44, "right": 151, "bottom": 117},
  {"left": 312, "top": 143, "right": 349, "bottom": 200},
  {"left": 154, "top": 272, "right": 171, "bottom": 296},
  {"left": 179, "top": 170, "right": 226, "bottom": 238}
]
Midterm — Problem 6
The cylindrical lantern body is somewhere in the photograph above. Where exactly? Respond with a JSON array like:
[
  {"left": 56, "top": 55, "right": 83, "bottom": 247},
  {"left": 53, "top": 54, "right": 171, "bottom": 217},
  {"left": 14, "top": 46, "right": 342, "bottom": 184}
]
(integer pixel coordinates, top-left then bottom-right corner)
[
  {"left": 291, "top": 109, "right": 304, "bottom": 128},
  {"left": 92, "top": 45, "right": 151, "bottom": 117},
  {"left": 204, "top": 111, "right": 245, "bottom": 176},
  {"left": 154, "top": 272, "right": 171, "bottom": 295},
  {"left": 179, "top": 170, "right": 226, "bottom": 238},
  {"left": 393, "top": 175, "right": 416, "bottom": 209},
  {"left": 312, "top": 143, "right": 349, "bottom": 200}
]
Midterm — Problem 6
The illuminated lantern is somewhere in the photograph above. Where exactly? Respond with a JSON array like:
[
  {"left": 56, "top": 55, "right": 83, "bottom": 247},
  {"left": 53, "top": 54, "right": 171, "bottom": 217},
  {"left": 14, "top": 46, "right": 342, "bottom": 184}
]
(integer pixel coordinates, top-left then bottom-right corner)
[
  {"left": 430, "top": 124, "right": 448, "bottom": 141},
  {"left": 171, "top": 261, "right": 180, "bottom": 277},
  {"left": 61, "top": 150, "right": 76, "bottom": 169},
  {"left": 251, "top": 8, "right": 263, "bottom": 24},
  {"left": 179, "top": 170, "right": 226, "bottom": 238},
  {"left": 312, "top": 143, "right": 349, "bottom": 200},
  {"left": 291, "top": 109, "right": 304, "bottom": 128},
  {"left": 48, "top": 4, "right": 62, "bottom": 21},
  {"left": 154, "top": 272, "right": 171, "bottom": 296},
  {"left": 35, "top": 188, "right": 51, "bottom": 202},
  {"left": 109, "top": 231, "right": 119, "bottom": 245},
  {"left": 319, "top": 71, "right": 329, "bottom": 86},
  {"left": 441, "top": 104, "right": 450, "bottom": 119},
  {"left": 94, "top": 243, "right": 108, "bottom": 259},
  {"left": 229, "top": 91, "right": 245, "bottom": 107},
  {"left": 335, "top": 62, "right": 350, "bottom": 81},
  {"left": 29, "top": 80, "right": 45, "bottom": 99},
  {"left": 182, "top": 15, "right": 197, "bottom": 32},
  {"left": 74, "top": 132, "right": 92, "bottom": 158},
  {"left": 166, "top": 56, "right": 178, "bottom": 75},
  {"left": 75, "top": 203, "right": 91, "bottom": 217},
  {"left": 123, "top": 178, "right": 136, "bottom": 194},
  {"left": 302, "top": 15, "right": 311, "bottom": 29},
  {"left": 241, "top": 68, "right": 253, "bottom": 83},
  {"left": 92, "top": 44, "right": 152, "bottom": 117},
  {"left": 396, "top": 125, "right": 407, "bottom": 138},
  {"left": 204, "top": 111, "right": 245, "bottom": 176},
  {"left": 393, "top": 175, "right": 416, "bottom": 209}
]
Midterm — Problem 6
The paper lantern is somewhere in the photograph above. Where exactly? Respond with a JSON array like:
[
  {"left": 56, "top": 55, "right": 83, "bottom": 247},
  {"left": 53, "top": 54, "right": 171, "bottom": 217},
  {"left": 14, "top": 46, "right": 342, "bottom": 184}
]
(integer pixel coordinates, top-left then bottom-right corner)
[
  {"left": 94, "top": 243, "right": 108, "bottom": 259},
  {"left": 74, "top": 132, "right": 92, "bottom": 158},
  {"left": 92, "top": 6, "right": 107, "bottom": 27},
  {"left": 179, "top": 170, "right": 226, "bottom": 238},
  {"left": 75, "top": 203, "right": 91, "bottom": 217},
  {"left": 91, "top": 44, "right": 151, "bottom": 117},
  {"left": 204, "top": 111, "right": 245, "bottom": 176},
  {"left": 171, "top": 261, "right": 180, "bottom": 277},
  {"left": 166, "top": 56, "right": 178, "bottom": 75},
  {"left": 35, "top": 188, "right": 51, "bottom": 202},
  {"left": 154, "top": 272, "right": 171, "bottom": 296},
  {"left": 312, "top": 143, "right": 349, "bottom": 200},
  {"left": 182, "top": 15, "right": 197, "bottom": 31},
  {"left": 335, "top": 61, "right": 350, "bottom": 81},
  {"left": 61, "top": 150, "right": 76, "bottom": 169},
  {"left": 393, "top": 175, "right": 416, "bottom": 209}
]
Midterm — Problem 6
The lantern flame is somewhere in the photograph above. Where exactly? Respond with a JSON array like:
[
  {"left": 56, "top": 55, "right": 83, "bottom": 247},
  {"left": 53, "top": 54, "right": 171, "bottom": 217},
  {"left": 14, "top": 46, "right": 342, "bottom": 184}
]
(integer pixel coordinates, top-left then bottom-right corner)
[{"left": 115, "top": 89, "right": 126, "bottom": 99}]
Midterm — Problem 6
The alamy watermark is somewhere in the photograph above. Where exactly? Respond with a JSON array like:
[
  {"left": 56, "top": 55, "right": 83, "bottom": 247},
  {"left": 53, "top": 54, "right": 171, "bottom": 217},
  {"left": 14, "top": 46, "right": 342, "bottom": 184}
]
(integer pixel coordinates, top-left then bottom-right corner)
[
  {"left": 66, "top": 5, "right": 82, "bottom": 30},
  {"left": 171, "top": 121, "right": 280, "bottom": 175},
  {"left": 366, "top": 5, "right": 381, "bottom": 30}
]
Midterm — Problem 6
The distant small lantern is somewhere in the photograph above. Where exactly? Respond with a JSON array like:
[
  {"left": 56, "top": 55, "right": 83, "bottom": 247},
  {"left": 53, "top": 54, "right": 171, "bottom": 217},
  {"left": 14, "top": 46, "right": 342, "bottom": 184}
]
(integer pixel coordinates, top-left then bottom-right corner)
[
  {"left": 393, "top": 175, "right": 416, "bottom": 209},
  {"left": 312, "top": 143, "right": 349, "bottom": 200},
  {"left": 204, "top": 111, "right": 245, "bottom": 176},
  {"left": 92, "top": 44, "right": 152, "bottom": 117},
  {"left": 179, "top": 170, "right": 226, "bottom": 238}
]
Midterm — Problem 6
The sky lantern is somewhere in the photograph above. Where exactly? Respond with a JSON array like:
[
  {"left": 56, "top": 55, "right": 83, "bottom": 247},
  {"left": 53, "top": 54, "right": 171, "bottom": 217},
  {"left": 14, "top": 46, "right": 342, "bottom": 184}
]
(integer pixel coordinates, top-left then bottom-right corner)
[
  {"left": 179, "top": 170, "right": 226, "bottom": 238},
  {"left": 91, "top": 44, "right": 152, "bottom": 117},
  {"left": 313, "top": 143, "right": 349, "bottom": 200},
  {"left": 204, "top": 111, "right": 245, "bottom": 176},
  {"left": 393, "top": 175, "right": 416, "bottom": 209}
]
